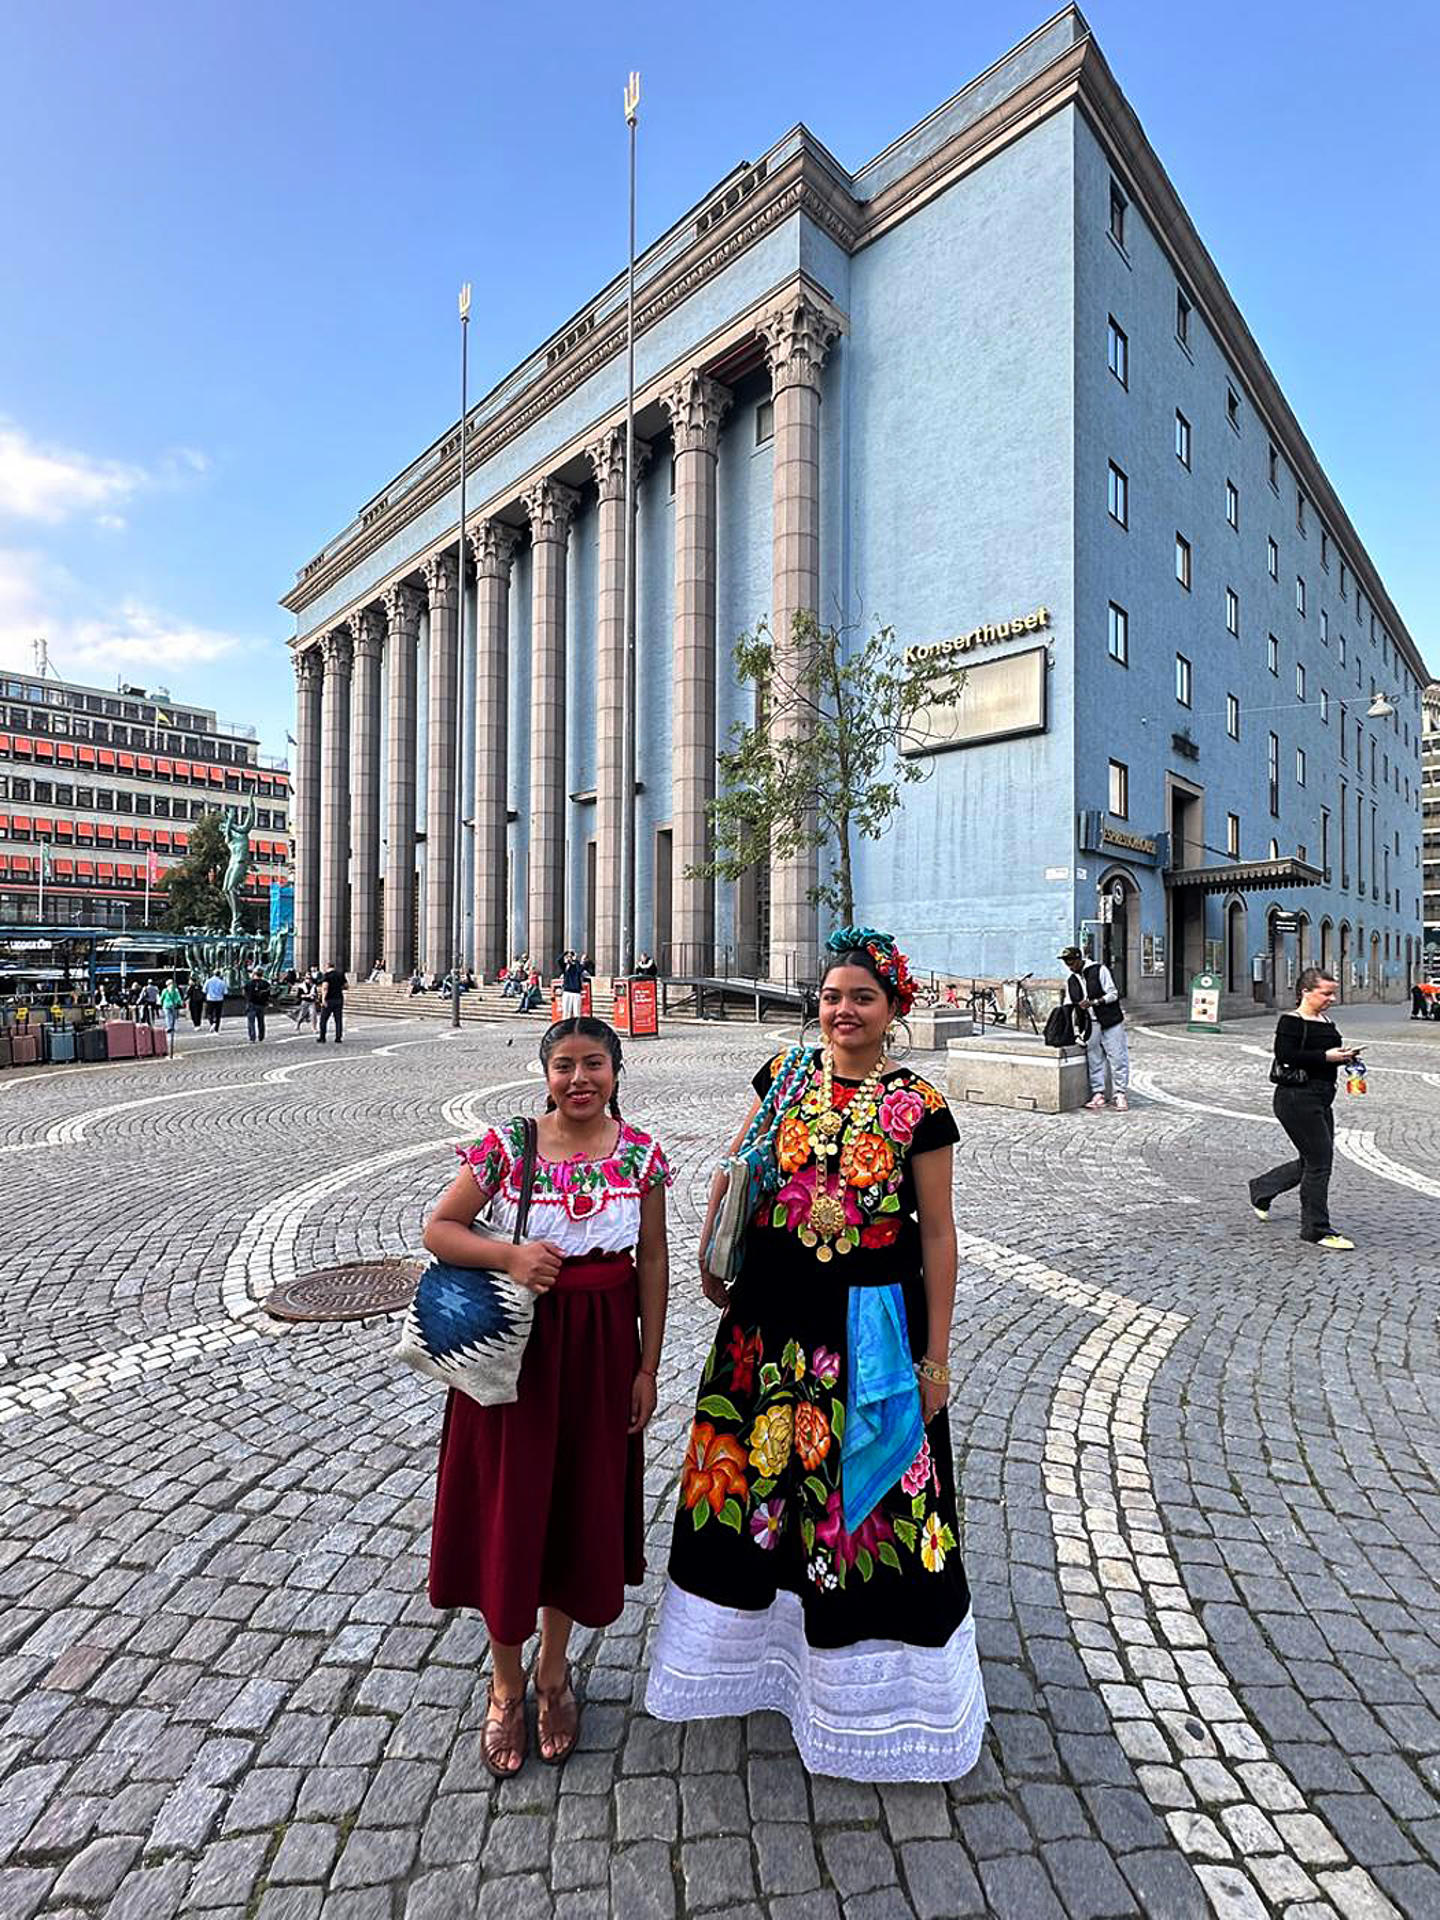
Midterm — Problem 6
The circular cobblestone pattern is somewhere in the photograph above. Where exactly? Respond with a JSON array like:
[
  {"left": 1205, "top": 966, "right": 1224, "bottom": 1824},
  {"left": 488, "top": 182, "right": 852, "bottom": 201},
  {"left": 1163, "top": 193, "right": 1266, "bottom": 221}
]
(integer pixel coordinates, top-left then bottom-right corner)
[{"left": 0, "top": 1004, "right": 1436, "bottom": 1919}]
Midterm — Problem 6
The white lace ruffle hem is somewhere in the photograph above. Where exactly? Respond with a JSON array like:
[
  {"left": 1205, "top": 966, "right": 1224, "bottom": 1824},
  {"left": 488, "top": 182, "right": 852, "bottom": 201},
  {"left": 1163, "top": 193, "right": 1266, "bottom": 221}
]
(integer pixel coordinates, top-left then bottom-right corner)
[{"left": 644, "top": 1581, "right": 989, "bottom": 1782}]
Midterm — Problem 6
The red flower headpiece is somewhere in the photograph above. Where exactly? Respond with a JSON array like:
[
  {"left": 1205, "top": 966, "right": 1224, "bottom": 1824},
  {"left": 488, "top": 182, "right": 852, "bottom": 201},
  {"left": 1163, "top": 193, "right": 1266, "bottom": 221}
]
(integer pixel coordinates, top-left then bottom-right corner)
[{"left": 825, "top": 926, "right": 917, "bottom": 1018}]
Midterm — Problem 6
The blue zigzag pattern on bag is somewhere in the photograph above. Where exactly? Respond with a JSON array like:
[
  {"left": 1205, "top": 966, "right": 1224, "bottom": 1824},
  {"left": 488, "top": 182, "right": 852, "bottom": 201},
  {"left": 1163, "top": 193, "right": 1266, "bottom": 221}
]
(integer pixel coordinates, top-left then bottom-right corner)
[{"left": 412, "top": 1262, "right": 521, "bottom": 1359}]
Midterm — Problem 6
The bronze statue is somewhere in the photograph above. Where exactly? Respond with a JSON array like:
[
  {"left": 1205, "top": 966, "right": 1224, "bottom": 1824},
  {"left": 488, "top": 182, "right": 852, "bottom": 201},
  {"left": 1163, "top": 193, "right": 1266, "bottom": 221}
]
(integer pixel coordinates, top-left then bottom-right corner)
[{"left": 221, "top": 798, "right": 256, "bottom": 934}]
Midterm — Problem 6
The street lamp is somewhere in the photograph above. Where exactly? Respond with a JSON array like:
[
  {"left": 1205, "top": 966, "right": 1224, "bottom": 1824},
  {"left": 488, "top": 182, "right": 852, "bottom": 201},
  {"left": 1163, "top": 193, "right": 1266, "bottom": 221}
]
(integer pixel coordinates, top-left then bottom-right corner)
[{"left": 452, "top": 282, "right": 471, "bottom": 1032}]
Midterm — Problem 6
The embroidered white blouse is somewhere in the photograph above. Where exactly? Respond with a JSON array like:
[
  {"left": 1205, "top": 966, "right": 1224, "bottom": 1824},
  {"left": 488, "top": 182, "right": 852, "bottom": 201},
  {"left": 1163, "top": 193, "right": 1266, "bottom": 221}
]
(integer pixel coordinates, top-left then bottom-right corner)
[{"left": 458, "top": 1116, "right": 671, "bottom": 1259}]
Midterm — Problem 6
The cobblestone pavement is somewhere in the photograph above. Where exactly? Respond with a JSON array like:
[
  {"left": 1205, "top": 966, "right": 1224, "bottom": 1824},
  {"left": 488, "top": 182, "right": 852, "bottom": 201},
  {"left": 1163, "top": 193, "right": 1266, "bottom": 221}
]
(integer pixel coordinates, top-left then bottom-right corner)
[{"left": 1, "top": 1004, "right": 1437, "bottom": 1920}]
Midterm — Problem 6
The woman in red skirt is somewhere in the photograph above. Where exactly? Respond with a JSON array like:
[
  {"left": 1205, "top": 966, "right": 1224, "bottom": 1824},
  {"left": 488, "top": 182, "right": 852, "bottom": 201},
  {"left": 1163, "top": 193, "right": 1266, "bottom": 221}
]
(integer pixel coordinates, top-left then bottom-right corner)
[{"left": 424, "top": 1017, "right": 670, "bottom": 1774}]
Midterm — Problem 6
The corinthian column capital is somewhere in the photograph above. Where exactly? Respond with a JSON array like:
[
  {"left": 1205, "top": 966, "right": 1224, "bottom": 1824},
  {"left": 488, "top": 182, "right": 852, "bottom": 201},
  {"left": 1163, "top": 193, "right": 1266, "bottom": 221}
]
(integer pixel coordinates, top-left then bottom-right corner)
[
  {"left": 585, "top": 427, "right": 652, "bottom": 501},
  {"left": 660, "top": 371, "right": 732, "bottom": 458},
  {"left": 382, "top": 580, "right": 421, "bottom": 632},
  {"left": 352, "top": 604, "right": 384, "bottom": 661},
  {"left": 468, "top": 518, "right": 520, "bottom": 580},
  {"left": 521, "top": 476, "right": 580, "bottom": 545},
  {"left": 293, "top": 643, "right": 322, "bottom": 689},
  {"left": 759, "top": 292, "right": 841, "bottom": 396},
  {"left": 320, "top": 628, "right": 353, "bottom": 673},
  {"left": 422, "top": 549, "right": 458, "bottom": 609}
]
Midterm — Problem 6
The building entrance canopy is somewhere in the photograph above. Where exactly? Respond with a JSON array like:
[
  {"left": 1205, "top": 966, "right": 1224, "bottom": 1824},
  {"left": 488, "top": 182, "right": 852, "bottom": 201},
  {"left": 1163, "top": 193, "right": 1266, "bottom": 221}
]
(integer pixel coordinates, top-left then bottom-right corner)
[{"left": 1164, "top": 857, "right": 1323, "bottom": 895}]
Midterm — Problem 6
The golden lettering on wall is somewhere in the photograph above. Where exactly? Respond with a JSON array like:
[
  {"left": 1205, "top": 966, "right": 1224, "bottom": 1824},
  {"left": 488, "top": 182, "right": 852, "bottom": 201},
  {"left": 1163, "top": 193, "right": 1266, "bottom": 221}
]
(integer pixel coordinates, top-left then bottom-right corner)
[
  {"left": 1102, "top": 827, "right": 1157, "bottom": 856},
  {"left": 904, "top": 606, "right": 1052, "bottom": 670}
]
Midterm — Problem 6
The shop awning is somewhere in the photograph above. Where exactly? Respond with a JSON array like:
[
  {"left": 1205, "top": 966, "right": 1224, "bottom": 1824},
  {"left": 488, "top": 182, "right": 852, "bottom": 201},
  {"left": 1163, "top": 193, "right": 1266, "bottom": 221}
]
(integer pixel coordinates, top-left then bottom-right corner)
[{"left": 1165, "top": 856, "right": 1324, "bottom": 895}]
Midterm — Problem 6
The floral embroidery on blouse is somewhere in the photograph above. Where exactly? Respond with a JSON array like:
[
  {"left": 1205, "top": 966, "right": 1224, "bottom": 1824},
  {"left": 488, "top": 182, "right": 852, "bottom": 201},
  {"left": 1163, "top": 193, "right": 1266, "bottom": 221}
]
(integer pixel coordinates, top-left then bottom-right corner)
[{"left": 457, "top": 1118, "right": 670, "bottom": 1221}]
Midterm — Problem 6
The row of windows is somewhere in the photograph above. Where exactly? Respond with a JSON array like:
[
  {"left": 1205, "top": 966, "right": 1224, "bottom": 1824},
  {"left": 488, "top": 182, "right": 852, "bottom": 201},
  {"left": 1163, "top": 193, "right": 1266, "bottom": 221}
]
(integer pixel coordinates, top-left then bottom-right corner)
[
  {"left": 0, "top": 682, "right": 211, "bottom": 732},
  {"left": 0, "top": 820, "right": 290, "bottom": 861},
  {"left": 1104, "top": 601, "right": 1417, "bottom": 806},
  {"left": 1101, "top": 178, "right": 1417, "bottom": 721},
  {"left": 6, "top": 702, "right": 257, "bottom": 764},
  {"left": 0, "top": 777, "right": 288, "bottom": 830}
]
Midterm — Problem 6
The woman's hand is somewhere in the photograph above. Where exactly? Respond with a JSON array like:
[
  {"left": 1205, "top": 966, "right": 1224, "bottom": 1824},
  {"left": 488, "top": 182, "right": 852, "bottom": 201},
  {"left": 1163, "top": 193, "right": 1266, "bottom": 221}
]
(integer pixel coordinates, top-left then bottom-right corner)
[
  {"left": 508, "top": 1240, "right": 566, "bottom": 1292},
  {"left": 1324, "top": 1046, "right": 1361, "bottom": 1064},
  {"left": 919, "top": 1371, "right": 950, "bottom": 1425},
  {"left": 699, "top": 1261, "right": 731, "bottom": 1312},
  {"left": 629, "top": 1370, "right": 658, "bottom": 1434}
]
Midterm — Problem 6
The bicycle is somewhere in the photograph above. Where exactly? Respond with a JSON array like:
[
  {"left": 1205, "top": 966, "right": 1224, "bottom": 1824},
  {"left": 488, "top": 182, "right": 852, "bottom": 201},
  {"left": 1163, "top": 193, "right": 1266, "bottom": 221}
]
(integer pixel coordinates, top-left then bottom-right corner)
[
  {"left": 961, "top": 981, "right": 1003, "bottom": 1028},
  {"left": 1011, "top": 973, "right": 1041, "bottom": 1035}
]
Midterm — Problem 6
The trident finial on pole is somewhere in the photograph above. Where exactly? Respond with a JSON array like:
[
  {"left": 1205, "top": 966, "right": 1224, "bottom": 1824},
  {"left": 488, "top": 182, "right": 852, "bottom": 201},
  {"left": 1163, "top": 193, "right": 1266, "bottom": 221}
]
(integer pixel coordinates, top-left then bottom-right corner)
[
  {"left": 624, "top": 71, "right": 640, "bottom": 125},
  {"left": 459, "top": 282, "right": 471, "bottom": 322}
]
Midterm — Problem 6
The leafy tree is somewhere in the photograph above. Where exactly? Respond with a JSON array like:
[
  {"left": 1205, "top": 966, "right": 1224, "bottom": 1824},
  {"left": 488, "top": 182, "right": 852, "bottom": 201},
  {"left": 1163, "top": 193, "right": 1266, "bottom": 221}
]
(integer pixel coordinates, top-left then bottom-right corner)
[
  {"left": 159, "top": 811, "right": 251, "bottom": 932},
  {"left": 692, "top": 612, "right": 963, "bottom": 923}
]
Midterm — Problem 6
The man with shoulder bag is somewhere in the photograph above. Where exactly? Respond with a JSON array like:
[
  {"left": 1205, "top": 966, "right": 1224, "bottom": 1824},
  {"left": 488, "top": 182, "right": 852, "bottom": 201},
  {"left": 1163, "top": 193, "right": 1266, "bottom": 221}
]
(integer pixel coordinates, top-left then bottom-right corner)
[{"left": 1060, "top": 946, "right": 1130, "bottom": 1113}]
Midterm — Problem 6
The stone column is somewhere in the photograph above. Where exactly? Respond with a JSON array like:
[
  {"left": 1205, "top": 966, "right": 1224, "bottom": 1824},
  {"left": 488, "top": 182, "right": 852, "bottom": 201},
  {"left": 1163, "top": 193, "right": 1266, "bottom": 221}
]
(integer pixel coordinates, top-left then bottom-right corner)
[
  {"left": 348, "top": 605, "right": 384, "bottom": 977},
  {"left": 760, "top": 292, "right": 840, "bottom": 982},
  {"left": 470, "top": 519, "right": 519, "bottom": 980},
  {"left": 522, "top": 478, "right": 579, "bottom": 971},
  {"left": 422, "top": 550, "right": 459, "bottom": 971},
  {"left": 586, "top": 429, "right": 644, "bottom": 977},
  {"left": 382, "top": 582, "right": 421, "bottom": 980},
  {"left": 318, "top": 626, "right": 353, "bottom": 971},
  {"left": 661, "top": 371, "right": 731, "bottom": 977},
  {"left": 291, "top": 644, "right": 323, "bottom": 972}
]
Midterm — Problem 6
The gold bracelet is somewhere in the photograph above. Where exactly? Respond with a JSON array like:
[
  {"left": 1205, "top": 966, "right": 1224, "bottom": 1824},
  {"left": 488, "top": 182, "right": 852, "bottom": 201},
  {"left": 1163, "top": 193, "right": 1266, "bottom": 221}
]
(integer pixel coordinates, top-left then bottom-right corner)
[{"left": 914, "top": 1358, "right": 951, "bottom": 1386}]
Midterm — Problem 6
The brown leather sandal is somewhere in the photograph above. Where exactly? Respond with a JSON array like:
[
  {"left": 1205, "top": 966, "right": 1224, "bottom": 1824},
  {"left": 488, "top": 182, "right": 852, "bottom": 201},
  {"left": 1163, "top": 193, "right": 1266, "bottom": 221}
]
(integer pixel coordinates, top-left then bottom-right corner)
[
  {"left": 482, "top": 1681, "right": 527, "bottom": 1777},
  {"left": 532, "top": 1661, "right": 580, "bottom": 1766}
]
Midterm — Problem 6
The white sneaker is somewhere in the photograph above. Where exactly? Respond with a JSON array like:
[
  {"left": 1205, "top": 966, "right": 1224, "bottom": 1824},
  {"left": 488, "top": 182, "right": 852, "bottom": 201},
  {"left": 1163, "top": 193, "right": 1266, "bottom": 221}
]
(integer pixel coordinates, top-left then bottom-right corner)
[
  {"left": 1113, "top": 1093, "right": 1129, "bottom": 1112},
  {"left": 1083, "top": 1093, "right": 1107, "bottom": 1112}
]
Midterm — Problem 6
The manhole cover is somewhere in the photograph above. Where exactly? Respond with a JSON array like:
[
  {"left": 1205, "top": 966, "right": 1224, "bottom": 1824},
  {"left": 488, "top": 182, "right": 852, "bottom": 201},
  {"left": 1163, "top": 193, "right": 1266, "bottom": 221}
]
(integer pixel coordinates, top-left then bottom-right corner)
[{"left": 265, "top": 1258, "right": 423, "bottom": 1323}]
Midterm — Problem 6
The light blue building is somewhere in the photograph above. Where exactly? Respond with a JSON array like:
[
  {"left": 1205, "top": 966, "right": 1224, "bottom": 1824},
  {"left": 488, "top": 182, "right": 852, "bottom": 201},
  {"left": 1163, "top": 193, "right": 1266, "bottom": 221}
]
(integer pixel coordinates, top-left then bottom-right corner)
[{"left": 284, "top": 7, "right": 1426, "bottom": 1009}]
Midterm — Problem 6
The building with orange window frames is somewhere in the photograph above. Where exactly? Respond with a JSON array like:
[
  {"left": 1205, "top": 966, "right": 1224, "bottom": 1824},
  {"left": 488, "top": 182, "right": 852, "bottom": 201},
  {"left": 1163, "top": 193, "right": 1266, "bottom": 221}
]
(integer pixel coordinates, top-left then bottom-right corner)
[{"left": 0, "top": 671, "right": 291, "bottom": 931}]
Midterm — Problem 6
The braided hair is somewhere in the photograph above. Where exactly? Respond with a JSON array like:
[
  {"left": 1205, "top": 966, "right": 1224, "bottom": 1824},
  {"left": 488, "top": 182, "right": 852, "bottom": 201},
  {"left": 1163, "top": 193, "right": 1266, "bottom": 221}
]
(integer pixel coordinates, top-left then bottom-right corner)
[{"left": 539, "top": 1016, "right": 625, "bottom": 1118}]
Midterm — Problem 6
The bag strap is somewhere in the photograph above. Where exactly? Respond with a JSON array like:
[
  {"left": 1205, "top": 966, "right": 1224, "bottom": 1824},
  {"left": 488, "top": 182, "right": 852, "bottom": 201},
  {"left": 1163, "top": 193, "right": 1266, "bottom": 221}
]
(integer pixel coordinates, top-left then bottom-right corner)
[
  {"left": 739, "top": 1044, "right": 808, "bottom": 1159},
  {"left": 511, "top": 1118, "right": 540, "bottom": 1242}
]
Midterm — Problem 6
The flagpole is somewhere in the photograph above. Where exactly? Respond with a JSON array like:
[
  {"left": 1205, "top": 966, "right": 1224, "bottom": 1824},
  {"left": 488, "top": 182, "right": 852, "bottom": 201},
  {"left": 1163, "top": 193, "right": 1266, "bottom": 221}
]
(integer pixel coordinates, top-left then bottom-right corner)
[{"left": 619, "top": 70, "right": 640, "bottom": 979}]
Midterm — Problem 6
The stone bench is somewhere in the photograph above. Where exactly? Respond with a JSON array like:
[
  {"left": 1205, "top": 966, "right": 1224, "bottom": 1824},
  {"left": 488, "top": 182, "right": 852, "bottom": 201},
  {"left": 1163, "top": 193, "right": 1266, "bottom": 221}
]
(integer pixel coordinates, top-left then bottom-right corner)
[
  {"left": 945, "top": 1031, "right": 1089, "bottom": 1113},
  {"left": 906, "top": 1007, "right": 975, "bottom": 1050}
]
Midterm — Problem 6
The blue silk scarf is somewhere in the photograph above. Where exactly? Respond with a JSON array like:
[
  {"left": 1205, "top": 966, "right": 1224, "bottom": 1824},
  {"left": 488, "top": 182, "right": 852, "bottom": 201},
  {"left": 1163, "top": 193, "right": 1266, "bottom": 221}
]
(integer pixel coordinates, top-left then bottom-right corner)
[{"left": 842, "top": 1283, "right": 924, "bottom": 1532}]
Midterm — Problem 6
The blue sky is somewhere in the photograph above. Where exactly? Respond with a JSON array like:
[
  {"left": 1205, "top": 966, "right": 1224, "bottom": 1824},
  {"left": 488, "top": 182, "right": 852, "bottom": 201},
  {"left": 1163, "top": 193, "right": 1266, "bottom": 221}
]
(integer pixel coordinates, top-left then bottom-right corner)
[{"left": 2, "top": 0, "right": 1434, "bottom": 758}]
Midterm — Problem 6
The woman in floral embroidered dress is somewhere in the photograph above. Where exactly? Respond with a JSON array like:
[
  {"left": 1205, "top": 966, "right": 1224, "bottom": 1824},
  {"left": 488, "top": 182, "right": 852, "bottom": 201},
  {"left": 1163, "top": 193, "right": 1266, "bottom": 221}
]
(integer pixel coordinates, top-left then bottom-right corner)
[
  {"left": 426, "top": 1018, "right": 670, "bottom": 1776},
  {"left": 646, "top": 930, "right": 987, "bottom": 1781}
]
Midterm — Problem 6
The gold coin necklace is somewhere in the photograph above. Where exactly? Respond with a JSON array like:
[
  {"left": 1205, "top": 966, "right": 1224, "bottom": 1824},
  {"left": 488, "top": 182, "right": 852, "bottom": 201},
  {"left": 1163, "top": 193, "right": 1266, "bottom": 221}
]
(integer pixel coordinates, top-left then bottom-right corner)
[{"left": 798, "top": 1045, "right": 885, "bottom": 1261}]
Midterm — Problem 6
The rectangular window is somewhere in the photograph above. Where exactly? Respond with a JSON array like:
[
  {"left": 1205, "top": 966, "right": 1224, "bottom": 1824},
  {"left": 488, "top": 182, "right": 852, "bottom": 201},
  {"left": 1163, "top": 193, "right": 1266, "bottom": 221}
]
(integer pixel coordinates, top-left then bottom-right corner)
[
  {"left": 1296, "top": 663, "right": 1306, "bottom": 702},
  {"left": 1268, "top": 732, "right": 1280, "bottom": 815},
  {"left": 1226, "top": 812, "right": 1240, "bottom": 858},
  {"left": 1108, "top": 462, "right": 1129, "bottom": 527},
  {"left": 1320, "top": 608, "right": 1329, "bottom": 645},
  {"left": 1226, "top": 693, "right": 1240, "bottom": 740},
  {"left": 1107, "top": 316, "right": 1128, "bottom": 386},
  {"left": 1176, "top": 285, "right": 1192, "bottom": 347},
  {"left": 1320, "top": 688, "right": 1329, "bottom": 723},
  {"left": 755, "top": 398, "right": 774, "bottom": 444},
  {"left": 1295, "top": 575, "right": 1306, "bottom": 617},
  {"left": 1175, "top": 532, "right": 1191, "bottom": 589},
  {"left": 1175, "top": 654, "right": 1192, "bottom": 707},
  {"left": 1340, "top": 560, "right": 1348, "bottom": 600},
  {"left": 1226, "top": 384, "right": 1241, "bottom": 430},
  {"left": 1320, "top": 527, "right": 1330, "bottom": 571},
  {"left": 1268, "top": 444, "right": 1280, "bottom": 489},
  {"left": 1339, "top": 632, "right": 1347, "bottom": 667},
  {"left": 1175, "top": 410, "right": 1191, "bottom": 467},
  {"left": 1109, "top": 179, "right": 1127, "bottom": 249},
  {"left": 1225, "top": 479, "right": 1239, "bottom": 529},
  {"left": 1267, "top": 536, "right": 1278, "bottom": 580},
  {"left": 1296, "top": 488, "right": 1307, "bottom": 535},
  {"left": 1296, "top": 748, "right": 1306, "bottom": 788},
  {"left": 1107, "top": 602, "right": 1128, "bottom": 665},
  {"left": 1321, "top": 808, "right": 1330, "bottom": 877},
  {"left": 1108, "top": 758, "right": 1129, "bottom": 818},
  {"left": 1225, "top": 587, "right": 1239, "bottom": 636},
  {"left": 1268, "top": 633, "right": 1279, "bottom": 676}
]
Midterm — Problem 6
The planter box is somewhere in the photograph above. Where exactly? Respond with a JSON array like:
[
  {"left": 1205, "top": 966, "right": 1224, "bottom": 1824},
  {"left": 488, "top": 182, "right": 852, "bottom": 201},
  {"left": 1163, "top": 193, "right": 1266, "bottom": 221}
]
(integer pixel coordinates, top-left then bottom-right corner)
[
  {"left": 77, "top": 1027, "right": 109, "bottom": 1063},
  {"left": 134, "top": 1024, "right": 155, "bottom": 1057},
  {"left": 105, "top": 1020, "right": 138, "bottom": 1059},
  {"left": 10, "top": 1031, "right": 41, "bottom": 1067},
  {"left": 946, "top": 1032, "right": 1090, "bottom": 1114}
]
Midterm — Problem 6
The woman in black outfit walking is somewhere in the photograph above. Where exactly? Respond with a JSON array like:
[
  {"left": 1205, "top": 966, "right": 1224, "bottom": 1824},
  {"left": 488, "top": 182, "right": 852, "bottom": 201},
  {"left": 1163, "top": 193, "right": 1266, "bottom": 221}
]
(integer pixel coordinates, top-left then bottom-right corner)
[{"left": 1249, "top": 966, "right": 1363, "bottom": 1250}]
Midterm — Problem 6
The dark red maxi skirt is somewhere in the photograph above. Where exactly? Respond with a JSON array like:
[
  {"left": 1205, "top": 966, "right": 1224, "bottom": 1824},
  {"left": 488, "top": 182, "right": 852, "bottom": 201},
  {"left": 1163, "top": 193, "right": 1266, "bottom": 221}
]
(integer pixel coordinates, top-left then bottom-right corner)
[{"left": 428, "top": 1250, "right": 646, "bottom": 1645}]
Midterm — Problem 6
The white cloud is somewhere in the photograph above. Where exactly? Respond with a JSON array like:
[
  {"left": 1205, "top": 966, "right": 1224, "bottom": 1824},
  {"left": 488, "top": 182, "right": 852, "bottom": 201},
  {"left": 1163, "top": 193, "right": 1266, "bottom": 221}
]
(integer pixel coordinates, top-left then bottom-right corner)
[
  {"left": 0, "top": 547, "right": 263, "bottom": 683},
  {"left": 0, "top": 421, "right": 212, "bottom": 527}
]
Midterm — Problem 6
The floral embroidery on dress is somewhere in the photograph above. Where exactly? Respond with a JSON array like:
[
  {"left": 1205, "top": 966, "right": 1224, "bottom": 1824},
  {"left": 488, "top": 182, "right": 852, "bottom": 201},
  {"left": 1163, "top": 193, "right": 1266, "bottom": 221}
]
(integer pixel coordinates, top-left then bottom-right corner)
[
  {"left": 682, "top": 1327, "right": 950, "bottom": 1586},
  {"left": 757, "top": 1058, "right": 947, "bottom": 1255},
  {"left": 458, "top": 1119, "right": 671, "bottom": 1214}
]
